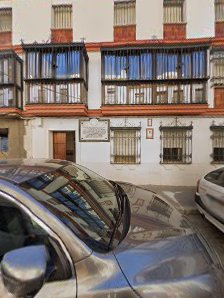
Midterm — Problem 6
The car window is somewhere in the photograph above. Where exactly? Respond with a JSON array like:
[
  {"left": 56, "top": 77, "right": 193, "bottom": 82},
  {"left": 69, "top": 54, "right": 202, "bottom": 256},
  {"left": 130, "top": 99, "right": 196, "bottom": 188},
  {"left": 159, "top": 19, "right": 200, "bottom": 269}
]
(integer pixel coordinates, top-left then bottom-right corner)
[
  {"left": 0, "top": 196, "right": 71, "bottom": 281},
  {"left": 20, "top": 164, "right": 122, "bottom": 252},
  {"left": 204, "top": 169, "right": 224, "bottom": 185}
]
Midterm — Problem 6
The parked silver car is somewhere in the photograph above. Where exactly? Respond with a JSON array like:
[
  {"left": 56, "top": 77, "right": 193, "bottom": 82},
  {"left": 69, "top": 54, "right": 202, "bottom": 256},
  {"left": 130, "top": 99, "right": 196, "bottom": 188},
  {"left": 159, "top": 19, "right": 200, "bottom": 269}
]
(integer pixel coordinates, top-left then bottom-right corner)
[
  {"left": 195, "top": 167, "right": 224, "bottom": 233},
  {"left": 0, "top": 159, "right": 223, "bottom": 298}
]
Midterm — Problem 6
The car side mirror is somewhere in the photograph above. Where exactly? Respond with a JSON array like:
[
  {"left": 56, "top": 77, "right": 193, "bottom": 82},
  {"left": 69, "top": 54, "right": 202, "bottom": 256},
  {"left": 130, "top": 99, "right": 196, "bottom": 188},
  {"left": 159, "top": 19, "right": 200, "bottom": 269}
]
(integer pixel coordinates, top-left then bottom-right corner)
[{"left": 1, "top": 245, "right": 49, "bottom": 297}]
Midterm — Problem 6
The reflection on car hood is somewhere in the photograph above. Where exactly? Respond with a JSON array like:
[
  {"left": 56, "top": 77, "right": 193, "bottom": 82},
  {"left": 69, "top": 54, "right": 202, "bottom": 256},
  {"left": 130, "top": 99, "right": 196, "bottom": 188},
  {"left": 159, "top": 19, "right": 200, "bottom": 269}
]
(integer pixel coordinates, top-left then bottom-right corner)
[{"left": 114, "top": 183, "right": 224, "bottom": 297}]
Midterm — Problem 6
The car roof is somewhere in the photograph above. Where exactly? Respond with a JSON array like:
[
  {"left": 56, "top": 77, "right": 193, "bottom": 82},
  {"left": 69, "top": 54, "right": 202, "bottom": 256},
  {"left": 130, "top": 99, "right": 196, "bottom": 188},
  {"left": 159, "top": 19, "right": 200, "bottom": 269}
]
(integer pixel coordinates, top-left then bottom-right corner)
[{"left": 0, "top": 159, "right": 70, "bottom": 184}]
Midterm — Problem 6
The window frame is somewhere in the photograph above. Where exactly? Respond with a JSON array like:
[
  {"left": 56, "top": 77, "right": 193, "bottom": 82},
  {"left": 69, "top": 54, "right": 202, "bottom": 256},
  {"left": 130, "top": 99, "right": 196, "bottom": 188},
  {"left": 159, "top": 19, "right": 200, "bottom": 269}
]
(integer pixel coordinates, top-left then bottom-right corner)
[
  {"left": 0, "top": 128, "right": 8, "bottom": 153},
  {"left": 211, "top": 125, "right": 224, "bottom": 163},
  {"left": 114, "top": 0, "right": 136, "bottom": 27},
  {"left": 215, "top": 0, "right": 224, "bottom": 22},
  {"left": 163, "top": 0, "right": 185, "bottom": 24},
  {"left": 160, "top": 126, "right": 193, "bottom": 164},
  {"left": 23, "top": 44, "right": 88, "bottom": 104},
  {"left": 101, "top": 46, "right": 208, "bottom": 105},
  {"left": 52, "top": 5, "right": 73, "bottom": 30},
  {"left": 110, "top": 127, "right": 141, "bottom": 164},
  {"left": 0, "top": 8, "right": 12, "bottom": 33}
]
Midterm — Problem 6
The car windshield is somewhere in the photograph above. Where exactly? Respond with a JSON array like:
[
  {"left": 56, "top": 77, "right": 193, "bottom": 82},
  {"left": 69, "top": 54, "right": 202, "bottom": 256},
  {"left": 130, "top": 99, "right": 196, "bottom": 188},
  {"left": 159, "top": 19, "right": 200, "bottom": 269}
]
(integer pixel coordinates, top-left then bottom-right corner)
[{"left": 19, "top": 164, "right": 121, "bottom": 252}]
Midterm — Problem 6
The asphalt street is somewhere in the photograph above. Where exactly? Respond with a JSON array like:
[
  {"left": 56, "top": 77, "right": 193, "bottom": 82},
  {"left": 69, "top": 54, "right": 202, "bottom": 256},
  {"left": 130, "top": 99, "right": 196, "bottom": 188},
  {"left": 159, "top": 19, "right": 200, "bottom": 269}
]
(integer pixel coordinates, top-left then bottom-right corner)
[{"left": 140, "top": 185, "right": 224, "bottom": 267}]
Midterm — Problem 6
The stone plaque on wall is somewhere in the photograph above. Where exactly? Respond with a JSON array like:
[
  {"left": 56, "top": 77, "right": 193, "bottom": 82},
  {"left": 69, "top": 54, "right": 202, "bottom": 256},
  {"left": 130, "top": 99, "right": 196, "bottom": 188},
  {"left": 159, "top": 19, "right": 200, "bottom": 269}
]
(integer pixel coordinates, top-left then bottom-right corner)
[{"left": 79, "top": 119, "right": 110, "bottom": 142}]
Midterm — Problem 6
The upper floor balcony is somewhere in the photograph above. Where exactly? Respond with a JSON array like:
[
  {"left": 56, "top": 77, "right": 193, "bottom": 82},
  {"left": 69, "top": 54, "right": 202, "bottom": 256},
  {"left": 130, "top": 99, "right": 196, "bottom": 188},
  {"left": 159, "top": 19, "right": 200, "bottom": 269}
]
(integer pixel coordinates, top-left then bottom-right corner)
[
  {"left": 0, "top": 50, "right": 23, "bottom": 110},
  {"left": 101, "top": 45, "right": 209, "bottom": 107},
  {"left": 23, "top": 43, "right": 88, "bottom": 109}
]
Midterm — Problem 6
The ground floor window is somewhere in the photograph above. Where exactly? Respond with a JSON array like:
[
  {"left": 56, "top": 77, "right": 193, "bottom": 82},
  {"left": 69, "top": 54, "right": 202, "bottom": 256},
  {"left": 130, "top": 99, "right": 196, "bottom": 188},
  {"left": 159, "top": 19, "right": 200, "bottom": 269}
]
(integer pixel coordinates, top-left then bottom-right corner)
[
  {"left": 160, "top": 126, "right": 192, "bottom": 164},
  {"left": 0, "top": 128, "right": 8, "bottom": 152},
  {"left": 110, "top": 128, "right": 141, "bottom": 164},
  {"left": 211, "top": 126, "right": 224, "bottom": 163}
]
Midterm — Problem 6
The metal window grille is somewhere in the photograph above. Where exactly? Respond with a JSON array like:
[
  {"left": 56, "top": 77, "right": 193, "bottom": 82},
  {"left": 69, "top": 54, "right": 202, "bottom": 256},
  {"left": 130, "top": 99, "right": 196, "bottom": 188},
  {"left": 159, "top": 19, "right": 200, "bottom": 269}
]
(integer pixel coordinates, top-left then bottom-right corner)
[
  {"left": 211, "top": 126, "right": 224, "bottom": 163},
  {"left": 0, "top": 128, "right": 8, "bottom": 152},
  {"left": 110, "top": 128, "right": 141, "bottom": 164},
  {"left": 102, "top": 47, "right": 207, "bottom": 81},
  {"left": 27, "top": 82, "right": 84, "bottom": 104},
  {"left": 0, "top": 8, "right": 12, "bottom": 32},
  {"left": 102, "top": 46, "right": 207, "bottom": 105},
  {"left": 26, "top": 47, "right": 82, "bottom": 80},
  {"left": 52, "top": 5, "right": 72, "bottom": 29},
  {"left": 114, "top": 0, "right": 136, "bottom": 26},
  {"left": 163, "top": 0, "right": 185, "bottom": 24},
  {"left": 160, "top": 127, "right": 192, "bottom": 164},
  {"left": 215, "top": 0, "right": 224, "bottom": 22},
  {"left": 211, "top": 50, "right": 224, "bottom": 86},
  {"left": 0, "top": 51, "right": 23, "bottom": 108}
]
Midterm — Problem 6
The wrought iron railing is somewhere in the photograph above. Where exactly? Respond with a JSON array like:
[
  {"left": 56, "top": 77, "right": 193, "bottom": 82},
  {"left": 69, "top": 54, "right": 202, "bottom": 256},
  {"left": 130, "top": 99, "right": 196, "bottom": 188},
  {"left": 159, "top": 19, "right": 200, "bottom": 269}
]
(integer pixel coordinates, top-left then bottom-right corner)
[
  {"left": 103, "top": 81, "right": 207, "bottom": 105},
  {"left": 160, "top": 126, "right": 193, "bottom": 164},
  {"left": 110, "top": 128, "right": 141, "bottom": 164},
  {"left": 26, "top": 81, "right": 87, "bottom": 104}
]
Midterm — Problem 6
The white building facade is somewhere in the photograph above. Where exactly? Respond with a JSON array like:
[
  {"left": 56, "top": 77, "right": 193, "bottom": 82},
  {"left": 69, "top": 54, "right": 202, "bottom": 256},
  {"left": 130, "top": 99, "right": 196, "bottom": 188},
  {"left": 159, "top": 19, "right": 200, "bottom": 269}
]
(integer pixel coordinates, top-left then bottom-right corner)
[{"left": 0, "top": 0, "right": 224, "bottom": 186}]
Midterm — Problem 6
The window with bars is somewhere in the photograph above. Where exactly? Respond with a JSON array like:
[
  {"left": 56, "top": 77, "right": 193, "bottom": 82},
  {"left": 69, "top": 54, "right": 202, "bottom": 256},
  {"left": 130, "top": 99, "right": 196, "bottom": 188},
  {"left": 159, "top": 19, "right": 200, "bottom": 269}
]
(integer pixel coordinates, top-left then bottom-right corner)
[
  {"left": 160, "top": 126, "right": 192, "bottom": 164},
  {"left": 163, "top": 0, "right": 185, "bottom": 24},
  {"left": 110, "top": 128, "right": 141, "bottom": 164},
  {"left": 0, "top": 51, "right": 23, "bottom": 108},
  {"left": 211, "top": 50, "right": 224, "bottom": 85},
  {"left": 211, "top": 126, "right": 224, "bottom": 163},
  {"left": 52, "top": 5, "right": 72, "bottom": 29},
  {"left": 23, "top": 44, "right": 88, "bottom": 104},
  {"left": 0, "top": 8, "right": 12, "bottom": 32},
  {"left": 102, "top": 47, "right": 208, "bottom": 105},
  {"left": 0, "top": 129, "right": 8, "bottom": 152},
  {"left": 114, "top": 0, "right": 136, "bottom": 26},
  {"left": 215, "top": 0, "right": 224, "bottom": 22}
]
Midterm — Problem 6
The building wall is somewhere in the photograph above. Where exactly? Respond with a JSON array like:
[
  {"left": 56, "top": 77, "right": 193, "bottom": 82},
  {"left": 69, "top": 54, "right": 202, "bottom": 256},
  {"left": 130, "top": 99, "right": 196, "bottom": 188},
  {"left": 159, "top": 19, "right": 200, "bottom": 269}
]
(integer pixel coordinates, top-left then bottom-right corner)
[
  {"left": 0, "top": 119, "right": 27, "bottom": 159},
  {"left": 29, "top": 116, "right": 222, "bottom": 186},
  {"left": 136, "top": 0, "right": 163, "bottom": 40},
  {"left": 10, "top": 0, "right": 218, "bottom": 45},
  {"left": 13, "top": 0, "right": 51, "bottom": 44},
  {"left": 74, "top": 0, "right": 113, "bottom": 42},
  {"left": 187, "top": 0, "right": 215, "bottom": 39},
  {"left": 88, "top": 52, "right": 102, "bottom": 110}
]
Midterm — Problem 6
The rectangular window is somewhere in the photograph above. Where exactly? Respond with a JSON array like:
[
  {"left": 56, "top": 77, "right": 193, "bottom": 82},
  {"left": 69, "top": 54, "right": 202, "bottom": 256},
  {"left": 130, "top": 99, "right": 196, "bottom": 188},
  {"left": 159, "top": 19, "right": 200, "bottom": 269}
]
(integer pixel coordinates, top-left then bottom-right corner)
[
  {"left": 102, "top": 47, "right": 207, "bottom": 105},
  {"left": 215, "top": 0, "right": 224, "bottom": 22},
  {"left": 164, "top": 0, "right": 185, "bottom": 24},
  {"left": 211, "top": 126, "right": 224, "bottom": 163},
  {"left": 0, "top": 8, "right": 12, "bottom": 32},
  {"left": 0, "top": 128, "right": 8, "bottom": 152},
  {"left": 211, "top": 50, "right": 224, "bottom": 85},
  {"left": 111, "top": 129, "right": 141, "bottom": 164},
  {"left": 114, "top": 0, "right": 136, "bottom": 26},
  {"left": 160, "top": 127, "right": 192, "bottom": 164},
  {"left": 52, "top": 5, "right": 72, "bottom": 29},
  {"left": 102, "top": 48, "right": 206, "bottom": 81}
]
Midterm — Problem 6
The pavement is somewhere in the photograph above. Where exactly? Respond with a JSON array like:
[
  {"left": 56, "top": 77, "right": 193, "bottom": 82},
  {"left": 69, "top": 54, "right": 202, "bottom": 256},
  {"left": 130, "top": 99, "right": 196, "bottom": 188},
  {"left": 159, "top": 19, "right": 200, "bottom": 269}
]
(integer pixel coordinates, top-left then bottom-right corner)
[{"left": 140, "top": 184, "right": 224, "bottom": 268}]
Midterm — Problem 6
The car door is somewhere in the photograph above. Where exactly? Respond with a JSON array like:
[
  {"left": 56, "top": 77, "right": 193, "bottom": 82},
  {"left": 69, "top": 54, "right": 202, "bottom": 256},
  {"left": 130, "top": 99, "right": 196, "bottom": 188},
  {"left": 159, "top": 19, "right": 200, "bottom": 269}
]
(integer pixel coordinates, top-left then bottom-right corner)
[
  {"left": 201, "top": 169, "right": 224, "bottom": 220},
  {"left": 0, "top": 195, "right": 77, "bottom": 298}
]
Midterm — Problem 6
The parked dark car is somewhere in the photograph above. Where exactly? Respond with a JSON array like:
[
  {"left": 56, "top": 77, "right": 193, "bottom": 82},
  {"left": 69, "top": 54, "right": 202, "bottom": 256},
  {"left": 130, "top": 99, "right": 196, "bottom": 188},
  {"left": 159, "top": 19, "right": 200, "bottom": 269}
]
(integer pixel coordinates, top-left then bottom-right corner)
[{"left": 0, "top": 159, "right": 223, "bottom": 298}]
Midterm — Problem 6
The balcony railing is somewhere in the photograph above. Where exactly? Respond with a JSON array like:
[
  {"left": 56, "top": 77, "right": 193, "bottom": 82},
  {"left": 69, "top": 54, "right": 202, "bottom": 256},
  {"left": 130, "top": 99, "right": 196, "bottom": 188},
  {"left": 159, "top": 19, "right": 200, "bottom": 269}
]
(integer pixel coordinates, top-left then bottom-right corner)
[
  {"left": 26, "top": 81, "right": 87, "bottom": 104},
  {"left": 103, "top": 81, "right": 206, "bottom": 105},
  {"left": 101, "top": 46, "right": 208, "bottom": 105},
  {"left": 0, "top": 50, "right": 23, "bottom": 109},
  {"left": 23, "top": 43, "right": 88, "bottom": 105}
]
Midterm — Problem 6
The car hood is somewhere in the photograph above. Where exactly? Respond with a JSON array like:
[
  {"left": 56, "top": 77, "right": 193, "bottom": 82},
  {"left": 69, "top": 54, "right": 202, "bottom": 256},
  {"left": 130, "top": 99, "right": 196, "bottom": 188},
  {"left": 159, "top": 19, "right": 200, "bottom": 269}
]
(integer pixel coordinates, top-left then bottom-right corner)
[{"left": 114, "top": 183, "right": 224, "bottom": 297}]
